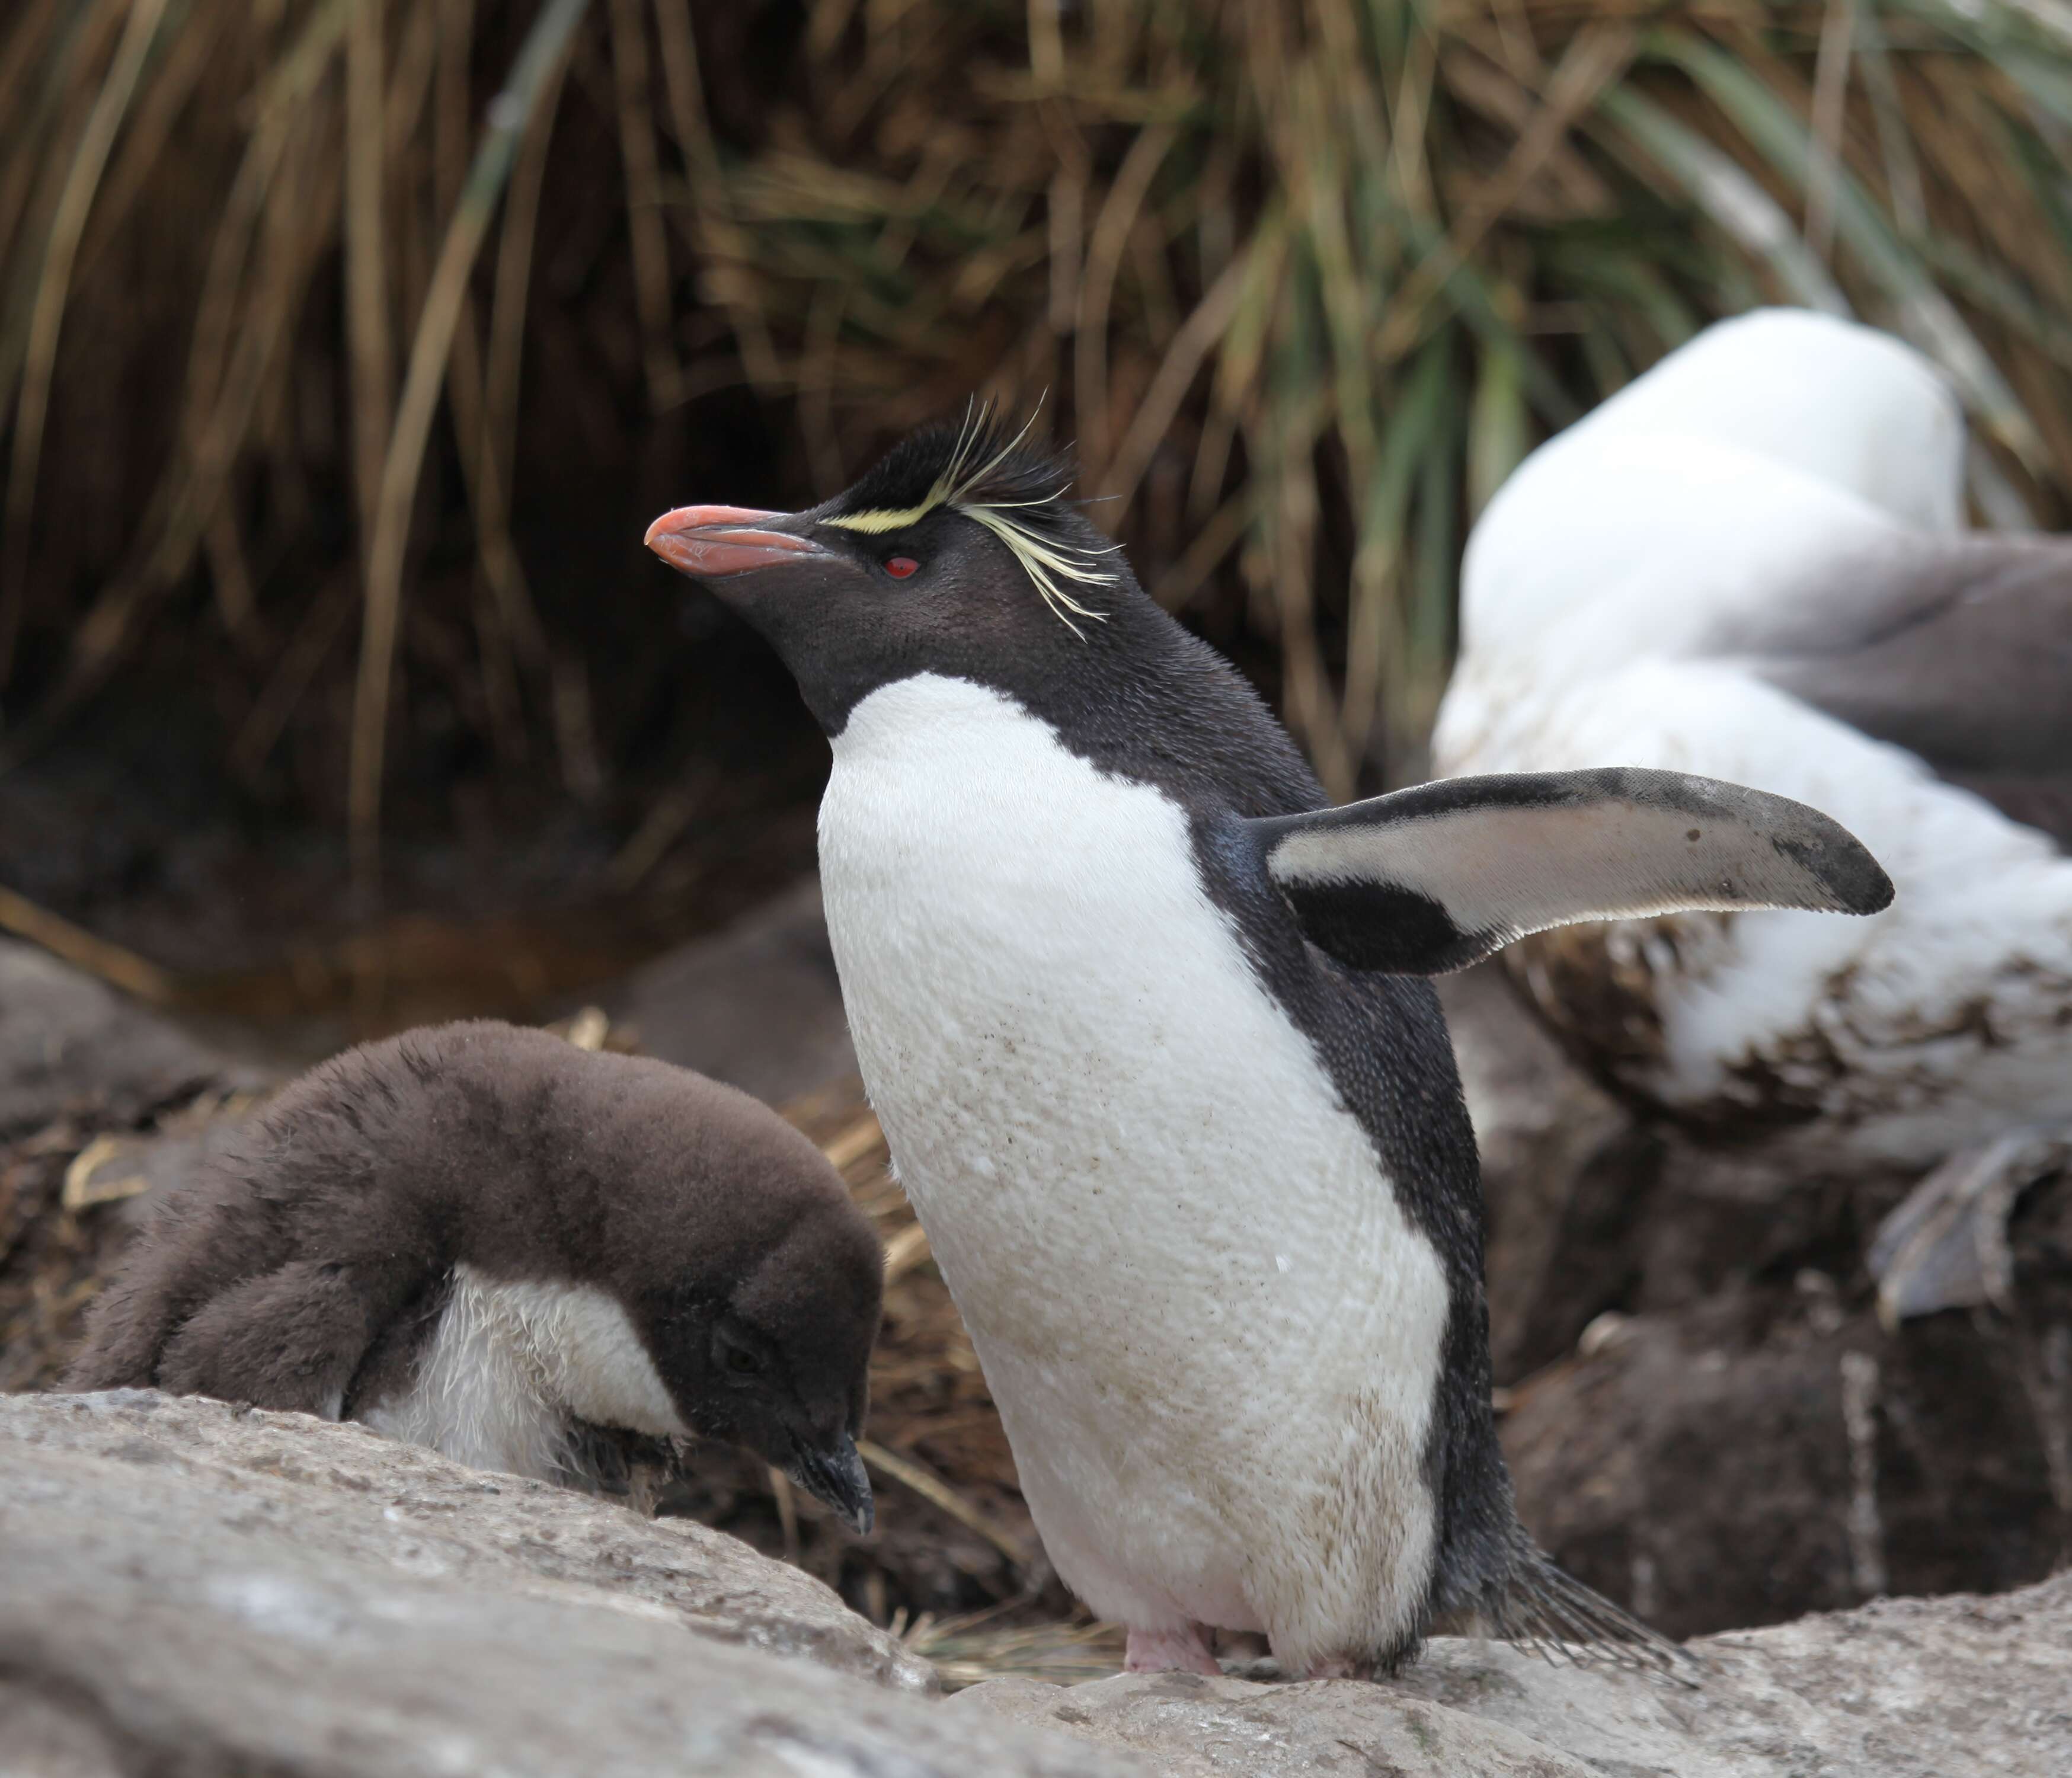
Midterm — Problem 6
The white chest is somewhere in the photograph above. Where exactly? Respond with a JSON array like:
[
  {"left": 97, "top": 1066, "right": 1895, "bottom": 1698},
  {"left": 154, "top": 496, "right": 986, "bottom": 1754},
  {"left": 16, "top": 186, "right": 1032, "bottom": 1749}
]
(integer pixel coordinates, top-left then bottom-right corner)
[
  {"left": 359, "top": 1265, "right": 686, "bottom": 1483},
  {"left": 817, "top": 674, "right": 1449, "bottom": 1655}
]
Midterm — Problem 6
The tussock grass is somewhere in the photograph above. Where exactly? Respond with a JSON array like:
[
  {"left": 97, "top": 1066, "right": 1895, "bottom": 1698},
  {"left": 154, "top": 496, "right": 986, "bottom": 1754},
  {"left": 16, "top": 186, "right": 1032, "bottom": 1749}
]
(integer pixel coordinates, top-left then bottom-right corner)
[{"left": 5, "top": 0, "right": 2071, "bottom": 871}]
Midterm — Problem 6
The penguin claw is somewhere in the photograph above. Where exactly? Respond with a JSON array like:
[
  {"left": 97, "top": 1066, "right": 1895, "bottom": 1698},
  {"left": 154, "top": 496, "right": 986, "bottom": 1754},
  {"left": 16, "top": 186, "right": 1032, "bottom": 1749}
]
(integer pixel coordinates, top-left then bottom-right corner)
[{"left": 1869, "top": 1128, "right": 2071, "bottom": 1328}]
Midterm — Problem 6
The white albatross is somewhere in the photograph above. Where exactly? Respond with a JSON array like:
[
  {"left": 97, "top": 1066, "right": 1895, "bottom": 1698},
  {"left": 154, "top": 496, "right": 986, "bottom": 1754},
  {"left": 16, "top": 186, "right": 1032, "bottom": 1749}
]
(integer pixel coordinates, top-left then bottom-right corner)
[{"left": 1433, "top": 308, "right": 2072, "bottom": 1320}]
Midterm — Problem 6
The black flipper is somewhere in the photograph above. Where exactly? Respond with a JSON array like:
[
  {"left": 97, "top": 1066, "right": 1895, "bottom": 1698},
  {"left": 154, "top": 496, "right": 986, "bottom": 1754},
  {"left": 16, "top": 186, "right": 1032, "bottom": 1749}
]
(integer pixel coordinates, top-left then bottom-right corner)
[
  {"left": 1249, "top": 766, "right": 1892, "bottom": 976},
  {"left": 152, "top": 1259, "right": 394, "bottom": 1418},
  {"left": 69, "top": 1173, "right": 437, "bottom": 1418}
]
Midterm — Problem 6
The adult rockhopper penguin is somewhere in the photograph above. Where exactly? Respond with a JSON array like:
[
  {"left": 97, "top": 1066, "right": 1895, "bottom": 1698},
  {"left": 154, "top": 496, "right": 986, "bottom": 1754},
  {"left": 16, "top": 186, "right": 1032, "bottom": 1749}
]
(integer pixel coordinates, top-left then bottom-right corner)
[
  {"left": 69, "top": 1021, "right": 881, "bottom": 1531},
  {"left": 645, "top": 415, "right": 1891, "bottom": 1677}
]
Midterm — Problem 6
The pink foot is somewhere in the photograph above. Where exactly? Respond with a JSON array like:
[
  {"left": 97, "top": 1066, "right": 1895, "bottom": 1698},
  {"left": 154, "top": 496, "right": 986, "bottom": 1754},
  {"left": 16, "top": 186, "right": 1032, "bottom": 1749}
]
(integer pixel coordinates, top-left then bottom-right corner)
[{"left": 1125, "top": 1623, "right": 1220, "bottom": 1675}]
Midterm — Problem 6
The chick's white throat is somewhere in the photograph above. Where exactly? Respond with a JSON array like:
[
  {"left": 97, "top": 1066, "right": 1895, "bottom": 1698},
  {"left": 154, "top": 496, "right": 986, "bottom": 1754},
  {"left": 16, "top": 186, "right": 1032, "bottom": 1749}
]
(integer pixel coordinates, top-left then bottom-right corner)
[{"left": 359, "top": 1264, "right": 686, "bottom": 1482}]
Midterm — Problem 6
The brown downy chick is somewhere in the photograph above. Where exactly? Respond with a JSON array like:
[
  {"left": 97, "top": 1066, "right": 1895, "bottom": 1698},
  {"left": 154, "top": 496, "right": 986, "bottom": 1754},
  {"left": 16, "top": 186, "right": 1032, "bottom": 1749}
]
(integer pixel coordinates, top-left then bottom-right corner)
[{"left": 68, "top": 1021, "right": 882, "bottom": 1530}]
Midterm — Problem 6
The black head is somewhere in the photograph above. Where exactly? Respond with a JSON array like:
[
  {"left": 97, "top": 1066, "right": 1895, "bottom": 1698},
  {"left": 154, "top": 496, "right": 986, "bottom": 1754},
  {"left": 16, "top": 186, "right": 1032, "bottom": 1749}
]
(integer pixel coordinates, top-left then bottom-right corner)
[
  {"left": 645, "top": 412, "right": 1134, "bottom": 732},
  {"left": 571, "top": 1058, "right": 885, "bottom": 1533}
]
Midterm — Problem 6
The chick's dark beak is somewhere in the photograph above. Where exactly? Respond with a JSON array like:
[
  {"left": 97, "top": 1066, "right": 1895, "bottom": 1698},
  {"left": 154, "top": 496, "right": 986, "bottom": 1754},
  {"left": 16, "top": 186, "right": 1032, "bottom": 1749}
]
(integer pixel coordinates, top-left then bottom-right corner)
[
  {"left": 787, "top": 1431, "right": 874, "bottom": 1536},
  {"left": 644, "top": 504, "right": 841, "bottom": 580}
]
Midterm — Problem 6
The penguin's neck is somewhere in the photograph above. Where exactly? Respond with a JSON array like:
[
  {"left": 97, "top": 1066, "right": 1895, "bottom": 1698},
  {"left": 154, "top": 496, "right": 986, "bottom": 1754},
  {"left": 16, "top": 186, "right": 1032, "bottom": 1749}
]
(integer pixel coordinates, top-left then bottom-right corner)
[
  {"left": 828, "top": 599, "right": 1323, "bottom": 823},
  {"left": 359, "top": 1263, "right": 686, "bottom": 1482}
]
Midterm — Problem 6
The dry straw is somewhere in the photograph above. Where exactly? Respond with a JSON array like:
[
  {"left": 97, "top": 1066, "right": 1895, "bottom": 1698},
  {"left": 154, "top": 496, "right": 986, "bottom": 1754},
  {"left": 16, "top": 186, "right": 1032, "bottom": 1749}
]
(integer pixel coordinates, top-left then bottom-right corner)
[{"left": 4, "top": 0, "right": 2072, "bottom": 870}]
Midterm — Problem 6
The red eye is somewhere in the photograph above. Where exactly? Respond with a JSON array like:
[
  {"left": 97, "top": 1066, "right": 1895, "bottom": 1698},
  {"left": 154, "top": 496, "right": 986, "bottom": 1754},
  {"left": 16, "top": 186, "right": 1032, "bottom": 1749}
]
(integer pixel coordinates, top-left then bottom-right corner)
[{"left": 883, "top": 556, "right": 919, "bottom": 578}]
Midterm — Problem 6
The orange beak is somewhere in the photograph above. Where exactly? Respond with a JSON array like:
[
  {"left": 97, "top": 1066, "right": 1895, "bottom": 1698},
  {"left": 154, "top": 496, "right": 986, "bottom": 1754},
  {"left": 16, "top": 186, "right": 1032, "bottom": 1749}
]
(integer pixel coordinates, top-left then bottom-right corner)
[{"left": 644, "top": 504, "right": 835, "bottom": 578}]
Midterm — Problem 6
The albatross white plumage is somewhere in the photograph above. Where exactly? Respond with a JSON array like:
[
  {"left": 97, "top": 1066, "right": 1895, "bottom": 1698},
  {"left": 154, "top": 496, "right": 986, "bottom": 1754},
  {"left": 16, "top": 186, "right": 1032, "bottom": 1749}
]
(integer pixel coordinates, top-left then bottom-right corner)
[{"left": 1434, "top": 309, "right": 2072, "bottom": 1316}]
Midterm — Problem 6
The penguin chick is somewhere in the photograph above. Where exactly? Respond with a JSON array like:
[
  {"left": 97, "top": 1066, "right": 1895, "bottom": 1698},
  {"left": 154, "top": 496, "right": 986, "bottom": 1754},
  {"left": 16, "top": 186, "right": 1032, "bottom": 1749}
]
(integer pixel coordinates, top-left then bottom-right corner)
[
  {"left": 643, "top": 414, "right": 1889, "bottom": 1679},
  {"left": 68, "top": 1021, "right": 882, "bottom": 1530}
]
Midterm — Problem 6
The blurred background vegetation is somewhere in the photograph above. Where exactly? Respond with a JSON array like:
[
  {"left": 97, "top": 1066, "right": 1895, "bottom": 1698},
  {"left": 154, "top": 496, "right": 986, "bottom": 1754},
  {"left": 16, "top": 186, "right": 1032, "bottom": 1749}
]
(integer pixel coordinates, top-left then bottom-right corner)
[{"left": 6, "top": 0, "right": 2072, "bottom": 1013}]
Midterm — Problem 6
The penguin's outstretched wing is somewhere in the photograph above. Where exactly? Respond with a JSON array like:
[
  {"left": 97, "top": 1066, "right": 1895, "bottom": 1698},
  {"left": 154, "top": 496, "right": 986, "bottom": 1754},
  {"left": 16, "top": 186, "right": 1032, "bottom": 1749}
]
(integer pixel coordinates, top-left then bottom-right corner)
[{"left": 1248, "top": 766, "right": 1892, "bottom": 976}]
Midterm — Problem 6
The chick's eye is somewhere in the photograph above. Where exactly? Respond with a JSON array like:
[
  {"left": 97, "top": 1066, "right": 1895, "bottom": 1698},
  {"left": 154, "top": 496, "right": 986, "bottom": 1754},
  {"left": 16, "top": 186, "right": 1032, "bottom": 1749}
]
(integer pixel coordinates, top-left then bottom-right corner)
[{"left": 883, "top": 555, "right": 919, "bottom": 579}]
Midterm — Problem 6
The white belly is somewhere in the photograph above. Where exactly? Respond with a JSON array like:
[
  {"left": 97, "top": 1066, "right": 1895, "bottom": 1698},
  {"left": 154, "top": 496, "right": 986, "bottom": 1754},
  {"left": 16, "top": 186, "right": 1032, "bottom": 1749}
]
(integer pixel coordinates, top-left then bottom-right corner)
[
  {"left": 819, "top": 674, "right": 1449, "bottom": 1659},
  {"left": 359, "top": 1265, "right": 686, "bottom": 1483}
]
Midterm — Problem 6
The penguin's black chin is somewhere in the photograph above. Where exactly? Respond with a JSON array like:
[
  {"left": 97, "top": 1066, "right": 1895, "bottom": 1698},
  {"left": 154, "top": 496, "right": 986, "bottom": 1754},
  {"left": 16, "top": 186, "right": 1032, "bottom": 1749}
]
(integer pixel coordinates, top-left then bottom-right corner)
[{"left": 785, "top": 1430, "right": 874, "bottom": 1536}]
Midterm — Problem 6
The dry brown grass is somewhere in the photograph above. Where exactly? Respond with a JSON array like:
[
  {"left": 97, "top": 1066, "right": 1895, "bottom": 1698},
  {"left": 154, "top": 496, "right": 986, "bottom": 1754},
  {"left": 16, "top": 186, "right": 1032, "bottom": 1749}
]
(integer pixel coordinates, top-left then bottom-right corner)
[{"left": 5, "top": 0, "right": 2072, "bottom": 859}]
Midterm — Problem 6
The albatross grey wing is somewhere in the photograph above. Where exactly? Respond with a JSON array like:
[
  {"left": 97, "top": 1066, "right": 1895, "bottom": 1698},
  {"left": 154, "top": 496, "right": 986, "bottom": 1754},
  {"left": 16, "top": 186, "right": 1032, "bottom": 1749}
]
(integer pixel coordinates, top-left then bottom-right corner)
[
  {"left": 1719, "top": 535, "right": 2072, "bottom": 848},
  {"left": 1250, "top": 768, "right": 1892, "bottom": 976}
]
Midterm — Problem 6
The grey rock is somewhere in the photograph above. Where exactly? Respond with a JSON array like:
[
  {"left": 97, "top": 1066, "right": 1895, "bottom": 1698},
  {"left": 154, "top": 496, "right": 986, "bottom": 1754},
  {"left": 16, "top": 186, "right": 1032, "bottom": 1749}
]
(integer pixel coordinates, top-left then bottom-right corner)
[
  {"left": 1499, "top": 1291, "right": 2071, "bottom": 1642},
  {"left": 957, "top": 1576, "right": 2072, "bottom": 1778},
  {"left": 0, "top": 938, "right": 246, "bottom": 1135},
  {"left": 1400, "top": 1575, "right": 2072, "bottom": 1777},
  {"left": 594, "top": 878, "right": 856, "bottom": 1106},
  {"left": 955, "top": 1668, "right": 1600, "bottom": 1776},
  {"left": 0, "top": 1389, "right": 1147, "bottom": 1777},
  {"left": 1444, "top": 964, "right": 2072, "bottom": 1643},
  {"left": 0, "top": 1680, "right": 126, "bottom": 1778},
  {"left": 1, "top": 1389, "right": 928, "bottom": 1689}
]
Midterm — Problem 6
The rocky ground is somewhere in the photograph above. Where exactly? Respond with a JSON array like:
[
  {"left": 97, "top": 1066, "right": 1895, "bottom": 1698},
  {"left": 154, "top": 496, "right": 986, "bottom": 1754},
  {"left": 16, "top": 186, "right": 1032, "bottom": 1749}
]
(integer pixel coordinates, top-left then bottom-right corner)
[
  {"left": 6, "top": 1390, "right": 2066, "bottom": 1777},
  {"left": 4, "top": 887, "right": 2068, "bottom": 1772},
  {"left": 1450, "top": 966, "right": 2072, "bottom": 1641}
]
